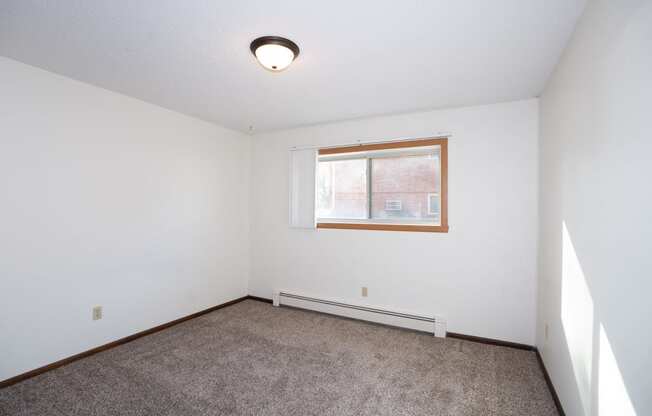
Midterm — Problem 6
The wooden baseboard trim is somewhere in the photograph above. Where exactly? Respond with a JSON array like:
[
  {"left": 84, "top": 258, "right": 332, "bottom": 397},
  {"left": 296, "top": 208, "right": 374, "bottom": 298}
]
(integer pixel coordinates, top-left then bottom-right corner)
[
  {"left": 246, "top": 295, "right": 273, "bottom": 304},
  {"left": 535, "top": 348, "right": 565, "bottom": 416},
  {"left": 446, "top": 332, "right": 535, "bottom": 351},
  {"left": 0, "top": 295, "right": 249, "bottom": 389}
]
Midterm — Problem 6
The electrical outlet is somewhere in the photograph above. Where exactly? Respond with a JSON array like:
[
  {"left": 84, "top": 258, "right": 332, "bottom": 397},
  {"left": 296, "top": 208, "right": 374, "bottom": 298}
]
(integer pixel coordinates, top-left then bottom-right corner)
[
  {"left": 92, "top": 306, "right": 103, "bottom": 321},
  {"left": 361, "top": 287, "right": 368, "bottom": 297}
]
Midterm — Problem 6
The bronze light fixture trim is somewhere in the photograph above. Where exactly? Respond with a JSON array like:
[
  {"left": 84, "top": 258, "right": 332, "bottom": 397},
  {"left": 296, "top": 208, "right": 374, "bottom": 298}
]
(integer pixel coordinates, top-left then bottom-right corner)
[{"left": 250, "top": 36, "right": 300, "bottom": 72}]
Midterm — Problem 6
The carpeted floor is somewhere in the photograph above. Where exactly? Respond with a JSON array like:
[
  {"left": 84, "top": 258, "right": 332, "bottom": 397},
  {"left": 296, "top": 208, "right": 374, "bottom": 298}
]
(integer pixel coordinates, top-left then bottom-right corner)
[{"left": 0, "top": 299, "right": 558, "bottom": 416}]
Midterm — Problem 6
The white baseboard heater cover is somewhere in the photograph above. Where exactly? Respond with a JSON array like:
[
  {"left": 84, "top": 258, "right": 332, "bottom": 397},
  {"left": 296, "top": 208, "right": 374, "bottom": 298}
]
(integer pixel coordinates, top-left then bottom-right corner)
[{"left": 273, "top": 291, "right": 446, "bottom": 338}]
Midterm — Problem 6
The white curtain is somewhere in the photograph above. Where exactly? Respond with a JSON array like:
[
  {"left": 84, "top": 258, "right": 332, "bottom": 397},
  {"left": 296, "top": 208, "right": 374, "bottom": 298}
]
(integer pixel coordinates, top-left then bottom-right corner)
[{"left": 288, "top": 149, "right": 317, "bottom": 228}]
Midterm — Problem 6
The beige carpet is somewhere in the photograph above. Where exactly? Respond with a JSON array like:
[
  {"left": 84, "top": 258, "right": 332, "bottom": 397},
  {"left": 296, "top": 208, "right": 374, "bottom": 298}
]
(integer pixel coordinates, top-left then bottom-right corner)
[{"left": 0, "top": 299, "right": 558, "bottom": 416}]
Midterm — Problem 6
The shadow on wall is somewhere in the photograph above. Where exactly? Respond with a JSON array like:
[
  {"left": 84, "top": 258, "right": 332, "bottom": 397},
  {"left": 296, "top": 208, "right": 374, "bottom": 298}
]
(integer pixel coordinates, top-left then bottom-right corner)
[{"left": 559, "top": 221, "right": 636, "bottom": 415}]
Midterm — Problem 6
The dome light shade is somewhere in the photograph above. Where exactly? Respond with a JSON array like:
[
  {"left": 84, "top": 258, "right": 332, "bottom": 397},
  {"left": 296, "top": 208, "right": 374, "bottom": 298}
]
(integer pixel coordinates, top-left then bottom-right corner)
[{"left": 250, "top": 36, "right": 300, "bottom": 72}]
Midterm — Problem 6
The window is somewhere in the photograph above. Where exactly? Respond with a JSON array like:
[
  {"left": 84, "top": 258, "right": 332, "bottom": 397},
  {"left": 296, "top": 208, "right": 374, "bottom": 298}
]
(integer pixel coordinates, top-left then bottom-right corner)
[
  {"left": 316, "top": 159, "right": 367, "bottom": 219},
  {"left": 427, "top": 193, "right": 440, "bottom": 217},
  {"left": 316, "top": 138, "right": 448, "bottom": 232},
  {"left": 384, "top": 200, "right": 402, "bottom": 211}
]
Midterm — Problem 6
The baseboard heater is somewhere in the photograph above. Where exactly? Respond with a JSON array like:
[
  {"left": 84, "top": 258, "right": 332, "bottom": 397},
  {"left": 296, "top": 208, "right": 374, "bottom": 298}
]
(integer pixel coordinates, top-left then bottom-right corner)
[{"left": 273, "top": 291, "right": 446, "bottom": 338}]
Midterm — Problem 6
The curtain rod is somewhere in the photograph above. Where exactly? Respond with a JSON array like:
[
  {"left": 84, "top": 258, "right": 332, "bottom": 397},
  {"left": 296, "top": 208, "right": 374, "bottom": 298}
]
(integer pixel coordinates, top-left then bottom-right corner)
[{"left": 289, "top": 132, "right": 452, "bottom": 151}]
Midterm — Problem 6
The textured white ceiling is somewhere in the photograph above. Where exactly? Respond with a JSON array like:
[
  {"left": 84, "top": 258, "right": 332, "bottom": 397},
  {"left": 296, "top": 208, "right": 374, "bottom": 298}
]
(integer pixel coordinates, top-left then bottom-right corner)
[{"left": 0, "top": 0, "right": 585, "bottom": 133}]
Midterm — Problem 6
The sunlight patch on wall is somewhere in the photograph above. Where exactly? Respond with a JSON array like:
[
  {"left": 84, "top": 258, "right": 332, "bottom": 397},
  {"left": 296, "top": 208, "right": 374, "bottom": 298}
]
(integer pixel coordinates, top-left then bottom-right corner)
[
  {"left": 599, "top": 323, "right": 636, "bottom": 415},
  {"left": 561, "top": 222, "right": 594, "bottom": 415}
]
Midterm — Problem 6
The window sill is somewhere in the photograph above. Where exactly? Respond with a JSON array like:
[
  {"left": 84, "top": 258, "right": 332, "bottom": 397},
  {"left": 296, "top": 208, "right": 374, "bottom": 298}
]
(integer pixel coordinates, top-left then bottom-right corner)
[{"left": 316, "top": 222, "right": 449, "bottom": 233}]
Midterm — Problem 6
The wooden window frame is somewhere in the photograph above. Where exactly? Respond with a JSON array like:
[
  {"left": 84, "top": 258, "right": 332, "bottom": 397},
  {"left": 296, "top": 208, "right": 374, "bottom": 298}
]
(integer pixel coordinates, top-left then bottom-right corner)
[{"left": 316, "top": 137, "right": 449, "bottom": 233}]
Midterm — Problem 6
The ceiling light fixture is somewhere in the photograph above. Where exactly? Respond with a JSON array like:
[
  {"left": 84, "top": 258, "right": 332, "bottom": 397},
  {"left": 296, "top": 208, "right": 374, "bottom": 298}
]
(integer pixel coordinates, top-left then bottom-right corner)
[{"left": 250, "top": 36, "right": 300, "bottom": 72}]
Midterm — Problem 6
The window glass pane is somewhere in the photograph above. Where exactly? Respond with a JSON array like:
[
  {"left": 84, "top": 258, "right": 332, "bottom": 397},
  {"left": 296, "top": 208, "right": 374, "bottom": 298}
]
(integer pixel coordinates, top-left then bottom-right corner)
[
  {"left": 371, "top": 153, "right": 440, "bottom": 223},
  {"left": 316, "top": 159, "right": 368, "bottom": 219}
]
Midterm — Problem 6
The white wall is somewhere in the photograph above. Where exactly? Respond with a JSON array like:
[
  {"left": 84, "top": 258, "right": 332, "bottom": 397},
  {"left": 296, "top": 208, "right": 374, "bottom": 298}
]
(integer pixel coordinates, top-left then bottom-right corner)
[
  {"left": 249, "top": 99, "right": 539, "bottom": 345},
  {"left": 537, "top": 1, "right": 651, "bottom": 415},
  {"left": 0, "top": 57, "right": 251, "bottom": 381}
]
